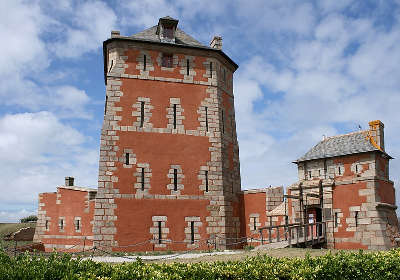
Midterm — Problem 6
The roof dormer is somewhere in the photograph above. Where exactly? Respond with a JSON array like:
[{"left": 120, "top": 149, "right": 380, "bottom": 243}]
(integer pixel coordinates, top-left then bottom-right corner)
[{"left": 156, "top": 16, "right": 179, "bottom": 43}]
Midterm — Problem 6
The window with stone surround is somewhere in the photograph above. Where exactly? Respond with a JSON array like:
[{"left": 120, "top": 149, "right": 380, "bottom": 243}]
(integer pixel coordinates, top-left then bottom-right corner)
[
  {"left": 166, "top": 98, "right": 184, "bottom": 131},
  {"left": 162, "top": 54, "right": 173, "bottom": 68},
  {"left": 210, "top": 62, "right": 213, "bottom": 78},
  {"left": 163, "top": 28, "right": 174, "bottom": 39},
  {"left": 121, "top": 149, "right": 136, "bottom": 168},
  {"left": 45, "top": 219, "right": 50, "bottom": 231},
  {"left": 58, "top": 217, "right": 65, "bottom": 232},
  {"left": 167, "top": 165, "right": 184, "bottom": 194},
  {"left": 74, "top": 217, "right": 81, "bottom": 232},
  {"left": 143, "top": 54, "right": 147, "bottom": 71},
  {"left": 134, "top": 163, "right": 151, "bottom": 193},
  {"left": 249, "top": 214, "right": 260, "bottom": 232},
  {"left": 150, "top": 216, "right": 169, "bottom": 248},
  {"left": 184, "top": 217, "right": 202, "bottom": 247},
  {"left": 132, "top": 97, "right": 153, "bottom": 129}
]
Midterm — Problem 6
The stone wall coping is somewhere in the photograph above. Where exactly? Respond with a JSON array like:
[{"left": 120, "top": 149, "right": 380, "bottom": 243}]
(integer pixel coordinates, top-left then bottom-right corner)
[{"left": 58, "top": 186, "right": 98, "bottom": 193}]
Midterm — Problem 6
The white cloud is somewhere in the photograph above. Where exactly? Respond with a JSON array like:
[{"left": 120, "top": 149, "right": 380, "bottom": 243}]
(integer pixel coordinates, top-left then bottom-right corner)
[
  {"left": 51, "top": 1, "right": 117, "bottom": 58},
  {"left": 0, "top": 209, "right": 37, "bottom": 223},
  {"left": 0, "top": 112, "right": 98, "bottom": 216}
]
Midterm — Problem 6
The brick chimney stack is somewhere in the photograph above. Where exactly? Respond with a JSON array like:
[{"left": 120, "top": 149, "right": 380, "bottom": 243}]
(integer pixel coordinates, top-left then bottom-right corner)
[
  {"left": 210, "top": 36, "right": 222, "bottom": 50},
  {"left": 65, "top": 177, "right": 74, "bottom": 187},
  {"left": 369, "top": 120, "right": 385, "bottom": 151}
]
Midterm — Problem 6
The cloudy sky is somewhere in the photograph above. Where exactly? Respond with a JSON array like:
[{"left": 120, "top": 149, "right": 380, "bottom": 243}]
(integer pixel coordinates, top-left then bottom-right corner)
[{"left": 1, "top": 0, "right": 400, "bottom": 222}]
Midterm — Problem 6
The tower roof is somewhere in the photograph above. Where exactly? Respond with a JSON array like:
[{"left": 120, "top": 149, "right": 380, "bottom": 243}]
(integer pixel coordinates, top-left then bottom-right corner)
[
  {"left": 131, "top": 25, "right": 206, "bottom": 47},
  {"left": 294, "top": 130, "right": 392, "bottom": 163}
]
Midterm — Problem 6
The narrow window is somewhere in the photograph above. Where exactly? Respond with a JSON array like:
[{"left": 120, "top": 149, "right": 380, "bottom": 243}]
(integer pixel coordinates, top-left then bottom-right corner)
[
  {"left": 210, "top": 62, "right": 213, "bottom": 78},
  {"left": 59, "top": 219, "right": 64, "bottom": 230},
  {"left": 223, "top": 68, "right": 226, "bottom": 82},
  {"left": 158, "top": 221, "right": 162, "bottom": 244},
  {"left": 231, "top": 117, "right": 234, "bottom": 137},
  {"left": 205, "top": 171, "right": 209, "bottom": 192},
  {"left": 355, "top": 211, "right": 359, "bottom": 227},
  {"left": 355, "top": 164, "right": 358, "bottom": 173},
  {"left": 173, "top": 104, "right": 177, "bottom": 129},
  {"left": 205, "top": 106, "right": 209, "bottom": 132},
  {"left": 104, "top": 96, "right": 108, "bottom": 115},
  {"left": 45, "top": 220, "right": 49, "bottom": 230},
  {"left": 334, "top": 212, "right": 338, "bottom": 227},
  {"left": 140, "top": 101, "right": 145, "bottom": 128},
  {"left": 173, "top": 169, "right": 178, "bottom": 191},
  {"left": 319, "top": 169, "right": 321, "bottom": 176},
  {"left": 221, "top": 109, "right": 225, "bottom": 134},
  {"left": 338, "top": 166, "right": 342, "bottom": 175},
  {"left": 143, "top": 54, "right": 147, "bottom": 71},
  {"left": 75, "top": 219, "right": 80, "bottom": 231},
  {"left": 186, "top": 59, "right": 190, "bottom": 75},
  {"left": 308, "top": 171, "right": 312, "bottom": 179},
  {"left": 190, "top": 221, "right": 195, "bottom": 244},
  {"left": 141, "top": 168, "right": 145, "bottom": 191},
  {"left": 253, "top": 217, "right": 257, "bottom": 230},
  {"left": 125, "top": 153, "right": 130, "bottom": 165},
  {"left": 162, "top": 54, "right": 173, "bottom": 68}
]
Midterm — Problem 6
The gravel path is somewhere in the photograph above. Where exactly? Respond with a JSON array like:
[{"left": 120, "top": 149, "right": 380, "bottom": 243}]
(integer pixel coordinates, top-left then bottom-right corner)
[{"left": 83, "top": 250, "right": 238, "bottom": 263}]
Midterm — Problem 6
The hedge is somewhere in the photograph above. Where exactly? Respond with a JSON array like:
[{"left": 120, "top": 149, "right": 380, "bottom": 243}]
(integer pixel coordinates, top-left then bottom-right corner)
[{"left": 1, "top": 249, "right": 400, "bottom": 279}]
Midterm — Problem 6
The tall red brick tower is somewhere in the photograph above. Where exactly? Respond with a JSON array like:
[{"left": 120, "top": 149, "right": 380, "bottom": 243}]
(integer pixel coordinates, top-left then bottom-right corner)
[{"left": 93, "top": 16, "right": 241, "bottom": 251}]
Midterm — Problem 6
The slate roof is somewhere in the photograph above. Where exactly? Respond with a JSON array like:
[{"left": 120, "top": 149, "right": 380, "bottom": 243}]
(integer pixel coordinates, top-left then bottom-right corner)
[
  {"left": 130, "top": 26, "right": 207, "bottom": 48},
  {"left": 295, "top": 131, "right": 381, "bottom": 163}
]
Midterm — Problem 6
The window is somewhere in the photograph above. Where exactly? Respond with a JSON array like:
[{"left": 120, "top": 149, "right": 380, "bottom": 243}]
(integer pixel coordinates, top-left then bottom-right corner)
[
  {"left": 190, "top": 221, "right": 195, "bottom": 244},
  {"left": 158, "top": 221, "right": 162, "bottom": 244},
  {"left": 125, "top": 153, "right": 130, "bottom": 165},
  {"left": 141, "top": 168, "right": 145, "bottom": 191},
  {"left": 162, "top": 54, "right": 173, "bottom": 68},
  {"left": 221, "top": 109, "right": 225, "bottom": 134},
  {"left": 308, "top": 171, "right": 312, "bottom": 179},
  {"left": 186, "top": 59, "right": 190, "bottom": 75},
  {"left": 173, "top": 104, "right": 177, "bottom": 129},
  {"left": 163, "top": 27, "right": 173, "bottom": 39},
  {"left": 140, "top": 101, "right": 145, "bottom": 128},
  {"left": 143, "top": 54, "right": 147, "bottom": 71},
  {"left": 104, "top": 96, "right": 108, "bottom": 115},
  {"left": 334, "top": 212, "right": 338, "bottom": 227},
  {"left": 205, "top": 107, "right": 209, "bottom": 132},
  {"left": 75, "top": 219, "right": 80, "bottom": 231},
  {"left": 59, "top": 218, "right": 64, "bottom": 230},
  {"left": 338, "top": 166, "right": 342, "bottom": 175},
  {"left": 205, "top": 171, "right": 209, "bottom": 192},
  {"left": 355, "top": 211, "right": 359, "bottom": 227},
  {"left": 210, "top": 62, "right": 213, "bottom": 78},
  {"left": 173, "top": 169, "right": 178, "bottom": 191},
  {"left": 318, "top": 169, "right": 321, "bottom": 177},
  {"left": 253, "top": 217, "right": 257, "bottom": 230},
  {"left": 45, "top": 220, "right": 49, "bottom": 230}
]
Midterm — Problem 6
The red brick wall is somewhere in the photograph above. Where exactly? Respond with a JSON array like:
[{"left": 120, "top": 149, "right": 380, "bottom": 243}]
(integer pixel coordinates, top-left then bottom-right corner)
[
  {"left": 376, "top": 180, "right": 395, "bottom": 205},
  {"left": 242, "top": 192, "right": 266, "bottom": 238},
  {"left": 38, "top": 188, "right": 95, "bottom": 252}
]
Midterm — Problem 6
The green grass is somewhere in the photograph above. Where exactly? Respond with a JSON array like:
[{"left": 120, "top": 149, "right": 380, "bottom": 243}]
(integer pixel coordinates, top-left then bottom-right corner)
[{"left": 0, "top": 222, "right": 36, "bottom": 249}]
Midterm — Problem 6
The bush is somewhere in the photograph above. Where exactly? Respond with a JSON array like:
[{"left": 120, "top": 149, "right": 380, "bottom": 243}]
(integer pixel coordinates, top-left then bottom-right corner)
[
  {"left": 20, "top": 215, "right": 38, "bottom": 223},
  {"left": 1, "top": 249, "right": 400, "bottom": 279}
]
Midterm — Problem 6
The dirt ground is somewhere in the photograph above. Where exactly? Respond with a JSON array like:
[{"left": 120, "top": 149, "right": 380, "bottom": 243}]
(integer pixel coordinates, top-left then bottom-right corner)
[{"left": 150, "top": 248, "right": 348, "bottom": 264}]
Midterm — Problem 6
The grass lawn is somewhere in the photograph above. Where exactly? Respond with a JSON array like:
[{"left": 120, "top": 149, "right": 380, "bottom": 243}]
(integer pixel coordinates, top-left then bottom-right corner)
[{"left": 0, "top": 222, "right": 36, "bottom": 249}]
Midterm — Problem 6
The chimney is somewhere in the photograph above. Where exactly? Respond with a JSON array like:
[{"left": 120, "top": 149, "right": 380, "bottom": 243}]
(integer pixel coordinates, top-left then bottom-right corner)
[
  {"left": 368, "top": 120, "right": 385, "bottom": 151},
  {"left": 210, "top": 36, "right": 222, "bottom": 50},
  {"left": 65, "top": 177, "right": 74, "bottom": 187},
  {"left": 111, "top": 30, "right": 120, "bottom": 38}
]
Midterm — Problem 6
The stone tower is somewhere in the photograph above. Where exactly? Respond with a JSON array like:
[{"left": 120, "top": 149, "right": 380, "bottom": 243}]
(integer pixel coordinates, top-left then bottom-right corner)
[{"left": 93, "top": 16, "right": 241, "bottom": 251}]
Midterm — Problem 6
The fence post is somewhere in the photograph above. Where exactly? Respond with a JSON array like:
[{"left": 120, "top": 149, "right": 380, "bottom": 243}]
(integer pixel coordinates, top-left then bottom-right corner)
[
  {"left": 259, "top": 230, "right": 264, "bottom": 245},
  {"left": 277, "top": 227, "right": 280, "bottom": 242},
  {"left": 296, "top": 226, "right": 299, "bottom": 245},
  {"left": 83, "top": 237, "right": 86, "bottom": 254},
  {"left": 288, "top": 227, "right": 292, "bottom": 247},
  {"left": 311, "top": 224, "right": 314, "bottom": 246}
]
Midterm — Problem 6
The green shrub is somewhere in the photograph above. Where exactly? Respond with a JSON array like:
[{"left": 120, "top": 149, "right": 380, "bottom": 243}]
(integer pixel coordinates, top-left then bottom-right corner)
[
  {"left": 20, "top": 215, "right": 38, "bottom": 223},
  {"left": 1, "top": 249, "right": 400, "bottom": 279}
]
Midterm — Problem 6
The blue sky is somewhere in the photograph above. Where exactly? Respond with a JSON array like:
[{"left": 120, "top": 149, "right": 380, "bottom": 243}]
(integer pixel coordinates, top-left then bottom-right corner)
[{"left": 1, "top": 0, "right": 400, "bottom": 222}]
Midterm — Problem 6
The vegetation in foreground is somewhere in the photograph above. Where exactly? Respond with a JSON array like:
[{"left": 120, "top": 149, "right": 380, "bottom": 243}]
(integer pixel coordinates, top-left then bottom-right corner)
[{"left": 1, "top": 248, "right": 400, "bottom": 279}]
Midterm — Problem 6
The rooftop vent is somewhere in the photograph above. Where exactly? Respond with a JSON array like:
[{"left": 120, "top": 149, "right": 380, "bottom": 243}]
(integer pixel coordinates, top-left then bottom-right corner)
[
  {"left": 157, "top": 16, "right": 179, "bottom": 43},
  {"left": 65, "top": 177, "right": 74, "bottom": 187},
  {"left": 210, "top": 36, "right": 222, "bottom": 50}
]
